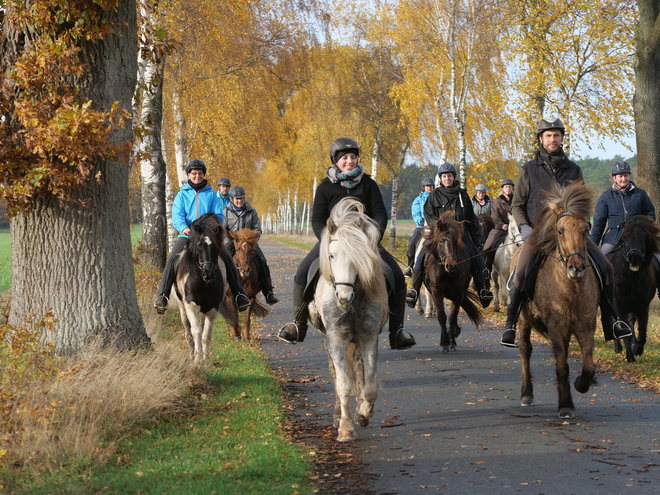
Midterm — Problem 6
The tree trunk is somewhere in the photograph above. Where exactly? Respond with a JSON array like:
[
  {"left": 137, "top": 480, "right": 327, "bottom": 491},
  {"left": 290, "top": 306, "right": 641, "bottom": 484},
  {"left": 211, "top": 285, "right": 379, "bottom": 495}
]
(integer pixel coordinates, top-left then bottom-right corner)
[
  {"left": 172, "top": 86, "right": 188, "bottom": 186},
  {"left": 8, "top": 0, "right": 149, "bottom": 355},
  {"left": 389, "top": 172, "right": 399, "bottom": 252},
  {"left": 135, "top": 1, "right": 167, "bottom": 269},
  {"left": 371, "top": 130, "right": 381, "bottom": 182},
  {"left": 634, "top": 0, "right": 660, "bottom": 205}
]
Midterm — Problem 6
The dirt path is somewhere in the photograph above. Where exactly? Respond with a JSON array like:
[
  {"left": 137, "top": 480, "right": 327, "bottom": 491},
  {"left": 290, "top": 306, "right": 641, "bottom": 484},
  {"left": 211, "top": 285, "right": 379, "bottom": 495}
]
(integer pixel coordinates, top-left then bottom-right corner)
[{"left": 258, "top": 237, "right": 660, "bottom": 495}]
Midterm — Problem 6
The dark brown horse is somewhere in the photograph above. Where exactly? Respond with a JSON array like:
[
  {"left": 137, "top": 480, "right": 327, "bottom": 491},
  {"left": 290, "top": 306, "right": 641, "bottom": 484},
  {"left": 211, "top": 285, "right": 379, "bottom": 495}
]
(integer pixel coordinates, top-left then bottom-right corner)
[
  {"left": 516, "top": 181, "right": 598, "bottom": 418},
  {"left": 423, "top": 211, "right": 484, "bottom": 352},
  {"left": 608, "top": 215, "right": 660, "bottom": 362},
  {"left": 229, "top": 228, "right": 269, "bottom": 341}
]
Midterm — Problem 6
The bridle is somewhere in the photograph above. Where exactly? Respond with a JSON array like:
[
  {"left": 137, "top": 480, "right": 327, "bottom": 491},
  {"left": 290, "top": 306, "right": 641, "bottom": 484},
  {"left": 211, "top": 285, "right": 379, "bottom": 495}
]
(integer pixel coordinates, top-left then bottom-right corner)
[
  {"left": 328, "top": 239, "right": 358, "bottom": 290},
  {"left": 555, "top": 211, "right": 588, "bottom": 266},
  {"left": 434, "top": 234, "right": 458, "bottom": 266}
]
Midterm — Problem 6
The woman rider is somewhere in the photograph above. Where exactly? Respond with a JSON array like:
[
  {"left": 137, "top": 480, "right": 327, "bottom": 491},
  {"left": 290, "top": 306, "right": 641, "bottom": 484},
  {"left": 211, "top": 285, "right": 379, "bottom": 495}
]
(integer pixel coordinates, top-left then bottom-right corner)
[
  {"left": 277, "top": 137, "right": 417, "bottom": 350},
  {"left": 223, "top": 185, "right": 279, "bottom": 305},
  {"left": 406, "top": 163, "right": 494, "bottom": 309},
  {"left": 482, "top": 178, "right": 515, "bottom": 276},
  {"left": 154, "top": 159, "right": 251, "bottom": 314}
]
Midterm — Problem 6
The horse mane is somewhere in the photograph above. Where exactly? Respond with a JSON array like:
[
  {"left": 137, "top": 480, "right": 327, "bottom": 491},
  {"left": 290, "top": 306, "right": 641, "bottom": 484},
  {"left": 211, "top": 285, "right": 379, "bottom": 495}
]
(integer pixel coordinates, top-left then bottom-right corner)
[
  {"left": 530, "top": 181, "right": 593, "bottom": 253},
  {"left": 478, "top": 213, "right": 495, "bottom": 231},
  {"left": 424, "top": 211, "right": 466, "bottom": 250},
  {"left": 622, "top": 215, "right": 660, "bottom": 254},
  {"left": 319, "top": 198, "right": 388, "bottom": 305},
  {"left": 187, "top": 212, "right": 224, "bottom": 255},
  {"left": 233, "top": 228, "right": 260, "bottom": 246}
]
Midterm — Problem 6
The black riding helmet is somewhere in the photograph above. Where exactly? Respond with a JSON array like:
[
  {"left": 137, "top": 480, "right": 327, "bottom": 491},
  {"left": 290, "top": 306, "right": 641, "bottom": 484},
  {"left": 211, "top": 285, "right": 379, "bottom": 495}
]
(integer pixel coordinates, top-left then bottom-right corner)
[
  {"left": 437, "top": 163, "right": 457, "bottom": 178},
  {"left": 611, "top": 160, "right": 632, "bottom": 176},
  {"left": 501, "top": 178, "right": 515, "bottom": 187},
  {"left": 229, "top": 186, "right": 246, "bottom": 198},
  {"left": 421, "top": 177, "right": 434, "bottom": 188},
  {"left": 536, "top": 118, "right": 565, "bottom": 137},
  {"left": 330, "top": 137, "right": 360, "bottom": 165},
  {"left": 217, "top": 177, "right": 231, "bottom": 186},
  {"left": 185, "top": 159, "right": 207, "bottom": 174}
]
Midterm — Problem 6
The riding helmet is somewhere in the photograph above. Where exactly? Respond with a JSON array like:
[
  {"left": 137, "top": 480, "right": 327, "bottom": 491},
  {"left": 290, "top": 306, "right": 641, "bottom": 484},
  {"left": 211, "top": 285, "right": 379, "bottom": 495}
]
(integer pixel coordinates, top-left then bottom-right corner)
[
  {"left": 611, "top": 160, "right": 632, "bottom": 176},
  {"left": 217, "top": 177, "right": 231, "bottom": 186},
  {"left": 421, "top": 177, "right": 435, "bottom": 188},
  {"left": 501, "top": 178, "right": 515, "bottom": 187},
  {"left": 185, "top": 159, "right": 207, "bottom": 174},
  {"left": 330, "top": 137, "right": 360, "bottom": 164},
  {"left": 229, "top": 186, "right": 246, "bottom": 198},
  {"left": 475, "top": 183, "right": 487, "bottom": 192},
  {"left": 437, "top": 162, "right": 457, "bottom": 178},
  {"left": 536, "top": 118, "right": 565, "bottom": 137}
]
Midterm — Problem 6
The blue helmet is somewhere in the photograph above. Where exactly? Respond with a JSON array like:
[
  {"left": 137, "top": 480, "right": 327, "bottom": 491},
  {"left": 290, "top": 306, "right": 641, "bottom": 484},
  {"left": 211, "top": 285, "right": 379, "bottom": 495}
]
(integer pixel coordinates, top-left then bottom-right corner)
[
  {"left": 437, "top": 163, "right": 457, "bottom": 178},
  {"left": 421, "top": 177, "right": 434, "bottom": 188}
]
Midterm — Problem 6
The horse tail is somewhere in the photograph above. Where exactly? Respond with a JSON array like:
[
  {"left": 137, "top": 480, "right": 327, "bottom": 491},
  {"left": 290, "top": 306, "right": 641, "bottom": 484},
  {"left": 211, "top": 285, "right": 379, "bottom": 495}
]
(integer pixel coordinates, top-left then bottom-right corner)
[
  {"left": 250, "top": 298, "right": 270, "bottom": 318},
  {"left": 461, "top": 290, "right": 484, "bottom": 328}
]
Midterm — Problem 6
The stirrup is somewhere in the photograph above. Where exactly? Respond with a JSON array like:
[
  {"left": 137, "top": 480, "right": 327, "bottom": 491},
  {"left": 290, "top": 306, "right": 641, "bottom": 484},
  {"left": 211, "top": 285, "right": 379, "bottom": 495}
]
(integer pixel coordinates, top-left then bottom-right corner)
[
  {"left": 154, "top": 295, "right": 169, "bottom": 315},
  {"left": 403, "top": 266, "right": 413, "bottom": 278},
  {"left": 277, "top": 322, "right": 300, "bottom": 344},
  {"left": 500, "top": 328, "right": 517, "bottom": 348},
  {"left": 405, "top": 289, "right": 418, "bottom": 308},
  {"left": 613, "top": 319, "right": 633, "bottom": 339},
  {"left": 235, "top": 293, "right": 250, "bottom": 312},
  {"left": 391, "top": 328, "right": 416, "bottom": 350}
]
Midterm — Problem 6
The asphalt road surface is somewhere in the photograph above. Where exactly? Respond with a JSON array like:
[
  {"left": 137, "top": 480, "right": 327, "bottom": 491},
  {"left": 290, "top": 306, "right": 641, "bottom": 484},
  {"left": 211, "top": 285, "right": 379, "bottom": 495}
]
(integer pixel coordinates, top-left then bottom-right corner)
[{"left": 258, "top": 237, "right": 660, "bottom": 495}]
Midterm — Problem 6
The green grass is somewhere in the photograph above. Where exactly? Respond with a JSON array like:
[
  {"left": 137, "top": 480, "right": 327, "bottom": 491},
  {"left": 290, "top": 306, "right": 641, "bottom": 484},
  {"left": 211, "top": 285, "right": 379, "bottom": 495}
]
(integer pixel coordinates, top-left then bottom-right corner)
[{"left": 5, "top": 314, "right": 315, "bottom": 494}]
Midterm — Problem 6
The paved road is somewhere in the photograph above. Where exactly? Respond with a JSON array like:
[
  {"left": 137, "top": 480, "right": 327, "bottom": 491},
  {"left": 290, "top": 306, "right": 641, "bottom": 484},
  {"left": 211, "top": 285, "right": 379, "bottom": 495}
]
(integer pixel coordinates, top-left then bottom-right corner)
[{"left": 258, "top": 238, "right": 660, "bottom": 495}]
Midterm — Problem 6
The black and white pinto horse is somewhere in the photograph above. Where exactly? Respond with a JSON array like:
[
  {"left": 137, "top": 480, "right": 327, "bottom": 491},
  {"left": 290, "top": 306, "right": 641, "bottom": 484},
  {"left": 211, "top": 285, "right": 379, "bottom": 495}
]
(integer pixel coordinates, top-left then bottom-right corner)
[
  {"left": 491, "top": 214, "right": 524, "bottom": 312},
  {"left": 309, "top": 197, "right": 389, "bottom": 442},
  {"left": 171, "top": 212, "right": 238, "bottom": 365}
]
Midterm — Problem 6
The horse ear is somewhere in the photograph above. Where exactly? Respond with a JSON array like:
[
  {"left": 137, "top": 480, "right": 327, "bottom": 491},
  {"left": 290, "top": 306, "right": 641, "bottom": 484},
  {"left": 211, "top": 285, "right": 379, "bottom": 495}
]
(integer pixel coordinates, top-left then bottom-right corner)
[
  {"left": 549, "top": 202, "right": 562, "bottom": 216},
  {"left": 194, "top": 224, "right": 204, "bottom": 235},
  {"left": 214, "top": 225, "right": 223, "bottom": 241},
  {"left": 228, "top": 230, "right": 236, "bottom": 239},
  {"left": 327, "top": 218, "right": 337, "bottom": 235}
]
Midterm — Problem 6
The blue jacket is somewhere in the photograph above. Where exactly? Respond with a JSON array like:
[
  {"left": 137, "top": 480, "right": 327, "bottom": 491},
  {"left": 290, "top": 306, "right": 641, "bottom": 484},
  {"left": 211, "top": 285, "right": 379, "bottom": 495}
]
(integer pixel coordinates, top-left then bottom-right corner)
[
  {"left": 217, "top": 191, "right": 231, "bottom": 210},
  {"left": 172, "top": 182, "right": 225, "bottom": 237},
  {"left": 412, "top": 191, "right": 430, "bottom": 228},
  {"left": 590, "top": 182, "right": 656, "bottom": 246}
]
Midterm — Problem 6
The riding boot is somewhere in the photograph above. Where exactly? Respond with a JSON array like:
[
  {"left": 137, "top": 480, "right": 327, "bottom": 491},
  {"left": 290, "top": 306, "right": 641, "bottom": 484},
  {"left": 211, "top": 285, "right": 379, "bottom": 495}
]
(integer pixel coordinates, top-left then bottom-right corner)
[
  {"left": 154, "top": 259, "right": 175, "bottom": 314},
  {"left": 406, "top": 268, "right": 424, "bottom": 308},
  {"left": 389, "top": 287, "right": 416, "bottom": 350},
  {"left": 277, "top": 283, "right": 309, "bottom": 344},
  {"left": 600, "top": 282, "right": 632, "bottom": 341},
  {"left": 654, "top": 254, "right": 660, "bottom": 298},
  {"left": 501, "top": 285, "right": 525, "bottom": 347},
  {"left": 471, "top": 261, "right": 493, "bottom": 308},
  {"left": 260, "top": 277, "right": 279, "bottom": 305},
  {"left": 221, "top": 249, "right": 250, "bottom": 312}
]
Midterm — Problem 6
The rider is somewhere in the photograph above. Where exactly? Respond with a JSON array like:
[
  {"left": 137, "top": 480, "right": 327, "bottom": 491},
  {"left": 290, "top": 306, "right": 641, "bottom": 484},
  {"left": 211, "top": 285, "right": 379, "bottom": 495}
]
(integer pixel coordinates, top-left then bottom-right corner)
[
  {"left": 217, "top": 177, "right": 231, "bottom": 210},
  {"left": 404, "top": 177, "right": 435, "bottom": 277},
  {"left": 406, "top": 163, "right": 494, "bottom": 309},
  {"left": 500, "top": 119, "right": 633, "bottom": 347},
  {"left": 154, "top": 159, "right": 251, "bottom": 314},
  {"left": 482, "top": 178, "right": 515, "bottom": 276},
  {"left": 471, "top": 183, "right": 492, "bottom": 216},
  {"left": 223, "top": 185, "right": 279, "bottom": 305},
  {"left": 277, "top": 137, "right": 417, "bottom": 350}
]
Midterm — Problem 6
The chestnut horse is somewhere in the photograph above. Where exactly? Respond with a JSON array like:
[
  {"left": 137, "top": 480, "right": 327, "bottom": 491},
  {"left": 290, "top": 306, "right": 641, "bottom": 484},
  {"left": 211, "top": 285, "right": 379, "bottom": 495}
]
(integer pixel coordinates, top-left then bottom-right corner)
[
  {"left": 608, "top": 215, "right": 660, "bottom": 362},
  {"left": 308, "top": 197, "right": 388, "bottom": 442},
  {"left": 423, "top": 211, "right": 484, "bottom": 352},
  {"left": 516, "top": 181, "right": 598, "bottom": 418},
  {"left": 229, "top": 228, "right": 269, "bottom": 341}
]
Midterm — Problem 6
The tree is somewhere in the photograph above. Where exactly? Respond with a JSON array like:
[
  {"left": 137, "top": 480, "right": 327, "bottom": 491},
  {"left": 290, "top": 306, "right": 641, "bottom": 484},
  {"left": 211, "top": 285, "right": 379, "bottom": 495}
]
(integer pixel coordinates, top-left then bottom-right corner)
[
  {"left": 633, "top": 0, "right": 660, "bottom": 205},
  {"left": 0, "top": 0, "right": 149, "bottom": 355}
]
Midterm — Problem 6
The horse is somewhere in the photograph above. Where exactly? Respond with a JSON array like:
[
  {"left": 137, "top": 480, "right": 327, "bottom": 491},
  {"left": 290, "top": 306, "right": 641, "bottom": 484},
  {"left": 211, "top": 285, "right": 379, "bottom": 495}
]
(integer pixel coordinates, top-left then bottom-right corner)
[
  {"left": 229, "top": 228, "right": 270, "bottom": 341},
  {"left": 607, "top": 215, "right": 660, "bottom": 363},
  {"left": 414, "top": 229, "right": 436, "bottom": 318},
  {"left": 490, "top": 214, "right": 524, "bottom": 312},
  {"left": 171, "top": 212, "right": 239, "bottom": 365},
  {"left": 477, "top": 213, "right": 495, "bottom": 245},
  {"left": 308, "top": 197, "right": 388, "bottom": 442},
  {"left": 515, "top": 181, "right": 598, "bottom": 419},
  {"left": 423, "top": 211, "right": 484, "bottom": 352}
]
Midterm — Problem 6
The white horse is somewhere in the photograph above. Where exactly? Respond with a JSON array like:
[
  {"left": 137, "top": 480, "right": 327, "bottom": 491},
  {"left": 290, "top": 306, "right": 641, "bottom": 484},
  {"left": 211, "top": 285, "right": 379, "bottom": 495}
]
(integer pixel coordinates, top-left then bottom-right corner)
[
  {"left": 308, "top": 198, "right": 388, "bottom": 442},
  {"left": 413, "top": 229, "right": 436, "bottom": 318},
  {"left": 491, "top": 213, "right": 524, "bottom": 312}
]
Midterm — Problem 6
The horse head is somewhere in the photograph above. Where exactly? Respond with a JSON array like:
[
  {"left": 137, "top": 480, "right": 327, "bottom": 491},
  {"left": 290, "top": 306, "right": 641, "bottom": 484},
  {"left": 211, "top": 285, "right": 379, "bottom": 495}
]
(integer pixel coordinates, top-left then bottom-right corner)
[
  {"left": 620, "top": 215, "right": 660, "bottom": 272},
  {"left": 192, "top": 223, "right": 221, "bottom": 283},
  {"left": 231, "top": 229, "right": 259, "bottom": 280},
  {"left": 507, "top": 213, "right": 524, "bottom": 247},
  {"left": 427, "top": 211, "right": 464, "bottom": 272}
]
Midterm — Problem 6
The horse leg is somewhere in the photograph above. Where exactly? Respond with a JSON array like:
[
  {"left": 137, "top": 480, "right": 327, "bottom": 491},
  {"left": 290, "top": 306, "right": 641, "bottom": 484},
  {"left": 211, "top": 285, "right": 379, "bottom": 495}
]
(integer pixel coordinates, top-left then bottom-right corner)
[
  {"left": 219, "top": 290, "right": 241, "bottom": 339},
  {"left": 634, "top": 311, "right": 647, "bottom": 356},
  {"left": 623, "top": 314, "right": 636, "bottom": 363},
  {"left": 415, "top": 292, "right": 424, "bottom": 315},
  {"left": 448, "top": 301, "right": 460, "bottom": 351},
  {"left": 184, "top": 304, "right": 204, "bottom": 365},
  {"left": 518, "top": 319, "right": 535, "bottom": 407},
  {"left": 549, "top": 332, "right": 575, "bottom": 418},
  {"left": 435, "top": 297, "right": 450, "bottom": 352},
  {"left": 326, "top": 354, "right": 341, "bottom": 428},
  {"left": 572, "top": 321, "right": 596, "bottom": 395},
  {"left": 241, "top": 305, "right": 252, "bottom": 341},
  {"left": 179, "top": 303, "right": 195, "bottom": 362},
  {"left": 326, "top": 337, "right": 355, "bottom": 441},
  {"left": 426, "top": 286, "right": 436, "bottom": 317},
  {"left": 355, "top": 334, "right": 379, "bottom": 427},
  {"left": 492, "top": 270, "right": 501, "bottom": 312},
  {"left": 201, "top": 309, "right": 218, "bottom": 362}
]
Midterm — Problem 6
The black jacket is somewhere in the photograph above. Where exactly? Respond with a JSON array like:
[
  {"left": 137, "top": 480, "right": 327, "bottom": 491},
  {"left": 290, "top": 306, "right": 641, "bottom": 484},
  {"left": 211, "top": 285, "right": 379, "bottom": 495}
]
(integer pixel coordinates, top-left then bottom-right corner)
[
  {"left": 312, "top": 175, "right": 388, "bottom": 240},
  {"left": 424, "top": 182, "right": 483, "bottom": 246}
]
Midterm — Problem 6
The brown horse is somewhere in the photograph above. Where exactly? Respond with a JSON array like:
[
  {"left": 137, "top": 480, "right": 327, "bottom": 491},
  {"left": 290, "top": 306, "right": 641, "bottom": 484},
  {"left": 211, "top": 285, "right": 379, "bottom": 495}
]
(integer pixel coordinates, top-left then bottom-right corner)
[
  {"left": 423, "top": 211, "right": 484, "bottom": 352},
  {"left": 608, "top": 215, "right": 660, "bottom": 362},
  {"left": 516, "top": 181, "right": 598, "bottom": 419},
  {"left": 229, "top": 228, "right": 269, "bottom": 341}
]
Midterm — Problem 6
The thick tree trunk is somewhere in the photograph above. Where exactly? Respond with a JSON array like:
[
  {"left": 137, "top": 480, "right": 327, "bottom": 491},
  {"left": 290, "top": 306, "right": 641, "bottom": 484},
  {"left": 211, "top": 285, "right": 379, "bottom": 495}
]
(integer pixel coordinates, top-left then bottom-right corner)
[
  {"left": 8, "top": 0, "right": 149, "bottom": 355},
  {"left": 634, "top": 0, "right": 660, "bottom": 205},
  {"left": 172, "top": 87, "right": 188, "bottom": 185}
]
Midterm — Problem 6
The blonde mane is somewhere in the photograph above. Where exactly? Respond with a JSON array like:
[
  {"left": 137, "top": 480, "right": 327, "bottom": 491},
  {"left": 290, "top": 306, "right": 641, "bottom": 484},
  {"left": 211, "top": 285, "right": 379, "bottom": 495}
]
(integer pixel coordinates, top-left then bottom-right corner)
[
  {"left": 319, "top": 198, "right": 388, "bottom": 306},
  {"left": 530, "top": 180, "right": 593, "bottom": 254}
]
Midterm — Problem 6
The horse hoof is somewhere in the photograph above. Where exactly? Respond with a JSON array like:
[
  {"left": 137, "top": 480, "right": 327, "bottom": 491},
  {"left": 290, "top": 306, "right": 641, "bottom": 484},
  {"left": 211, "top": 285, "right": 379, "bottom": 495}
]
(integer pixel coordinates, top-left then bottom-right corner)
[
  {"left": 450, "top": 345, "right": 457, "bottom": 351},
  {"left": 357, "top": 415, "right": 369, "bottom": 427},
  {"left": 558, "top": 409, "right": 575, "bottom": 419},
  {"left": 416, "top": 308, "right": 423, "bottom": 315},
  {"left": 442, "top": 346, "right": 450, "bottom": 353},
  {"left": 520, "top": 396, "right": 535, "bottom": 407},
  {"left": 336, "top": 432, "right": 354, "bottom": 442}
]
